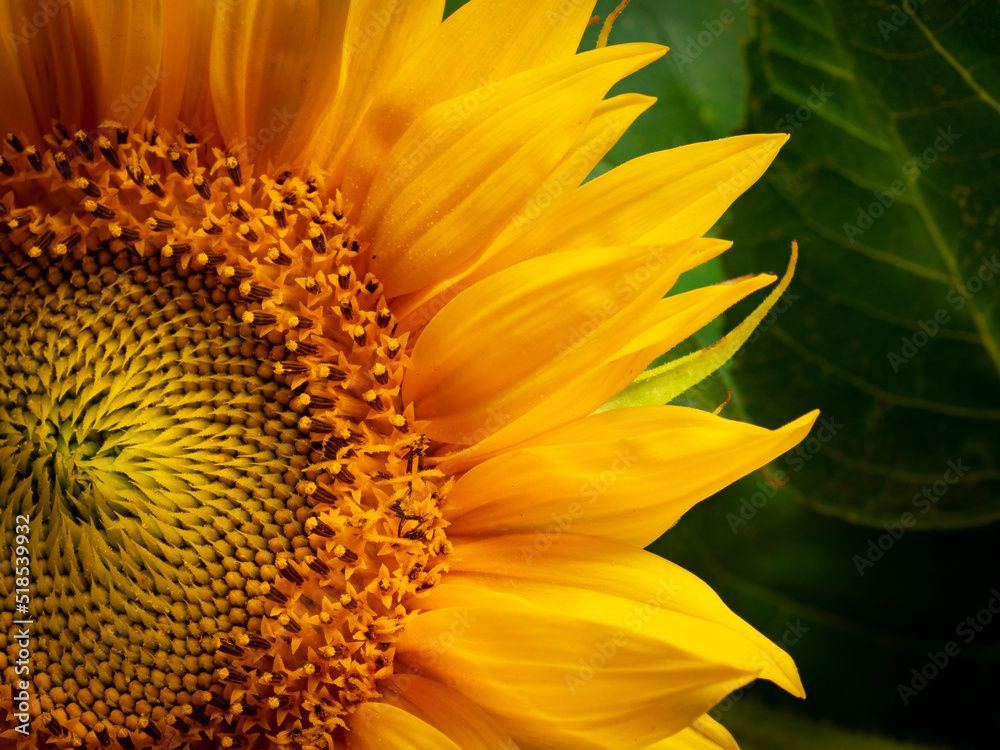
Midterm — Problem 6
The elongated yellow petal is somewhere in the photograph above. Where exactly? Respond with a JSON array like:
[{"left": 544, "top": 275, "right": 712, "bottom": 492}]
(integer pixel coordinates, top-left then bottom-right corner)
[
  {"left": 406, "top": 240, "right": 694, "bottom": 444},
  {"left": 342, "top": 0, "right": 599, "bottom": 200},
  {"left": 438, "top": 533, "right": 804, "bottom": 698},
  {"left": 475, "top": 134, "right": 787, "bottom": 280},
  {"left": 209, "top": 0, "right": 348, "bottom": 164},
  {"left": 445, "top": 407, "right": 817, "bottom": 546},
  {"left": 346, "top": 702, "right": 463, "bottom": 750},
  {"left": 614, "top": 274, "right": 776, "bottom": 362},
  {"left": 392, "top": 91, "right": 658, "bottom": 326},
  {"left": 647, "top": 715, "right": 739, "bottom": 750},
  {"left": 304, "top": 0, "right": 445, "bottom": 176},
  {"left": 360, "top": 44, "right": 665, "bottom": 296},
  {"left": 397, "top": 582, "right": 793, "bottom": 749}
]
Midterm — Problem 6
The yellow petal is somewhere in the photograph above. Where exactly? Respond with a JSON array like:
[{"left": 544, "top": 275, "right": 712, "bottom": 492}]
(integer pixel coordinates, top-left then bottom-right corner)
[
  {"left": 346, "top": 702, "right": 463, "bottom": 750},
  {"left": 392, "top": 91, "right": 658, "bottom": 327},
  {"left": 303, "top": 0, "right": 445, "bottom": 177},
  {"left": 398, "top": 571, "right": 796, "bottom": 750},
  {"left": 209, "top": 0, "right": 348, "bottom": 165},
  {"left": 406, "top": 240, "right": 694, "bottom": 444},
  {"left": 613, "top": 273, "right": 777, "bottom": 362},
  {"left": 387, "top": 675, "right": 519, "bottom": 749},
  {"left": 478, "top": 134, "right": 788, "bottom": 278},
  {"left": 360, "top": 43, "right": 665, "bottom": 297},
  {"left": 647, "top": 715, "right": 740, "bottom": 750},
  {"left": 341, "top": 0, "right": 600, "bottom": 200},
  {"left": 439, "top": 533, "right": 804, "bottom": 698},
  {"left": 445, "top": 407, "right": 818, "bottom": 546}
]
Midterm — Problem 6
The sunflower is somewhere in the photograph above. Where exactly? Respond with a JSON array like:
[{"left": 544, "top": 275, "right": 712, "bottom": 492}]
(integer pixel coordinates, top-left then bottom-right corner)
[{"left": 0, "top": 1, "right": 817, "bottom": 748}]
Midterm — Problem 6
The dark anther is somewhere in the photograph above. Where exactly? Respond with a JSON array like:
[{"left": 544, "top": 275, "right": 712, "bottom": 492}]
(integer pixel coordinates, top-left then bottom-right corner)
[
  {"left": 291, "top": 339, "right": 319, "bottom": 356},
  {"left": 376, "top": 307, "right": 392, "bottom": 328},
  {"left": 53, "top": 121, "right": 70, "bottom": 141},
  {"left": 312, "top": 484, "right": 337, "bottom": 504},
  {"left": 350, "top": 240, "right": 360, "bottom": 253},
  {"left": 282, "top": 616, "right": 302, "bottom": 633},
  {"left": 272, "top": 203, "right": 286, "bottom": 228},
  {"left": 310, "top": 230, "right": 327, "bottom": 255},
  {"left": 339, "top": 299, "right": 354, "bottom": 321},
  {"left": 310, "top": 519, "right": 335, "bottom": 538},
  {"left": 74, "top": 130, "right": 94, "bottom": 160},
  {"left": 263, "top": 584, "right": 288, "bottom": 603},
  {"left": 276, "top": 170, "right": 292, "bottom": 185},
  {"left": 61, "top": 231, "right": 81, "bottom": 250},
  {"left": 189, "top": 706, "right": 210, "bottom": 726},
  {"left": 201, "top": 218, "right": 222, "bottom": 235},
  {"left": 386, "top": 339, "right": 401, "bottom": 359},
  {"left": 337, "top": 267, "right": 352, "bottom": 290},
  {"left": 115, "top": 124, "right": 128, "bottom": 143},
  {"left": 336, "top": 546, "right": 358, "bottom": 563},
  {"left": 76, "top": 177, "right": 101, "bottom": 197},
  {"left": 113, "top": 225, "right": 140, "bottom": 242},
  {"left": 243, "top": 282, "right": 272, "bottom": 301},
  {"left": 323, "top": 435, "right": 347, "bottom": 457},
  {"left": 85, "top": 201, "right": 115, "bottom": 220},
  {"left": 364, "top": 275, "right": 379, "bottom": 294},
  {"left": 372, "top": 366, "right": 389, "bottom": 385},
  {"left": 26, "top": 146, "right": 42, "bottom": 172},
  {"left": 126, "top": 163, "right": 144, "bottom": 185},
  {"left": 326, "top": 367, "right": 347, "bottom": 382},
  {"left": 246, "top": 634, "right": 272, "bottom": 650},
  {"left": 98, "top": 136, "right": 120, "bottom": 169},
  {"left": 229, "top": 201, "right": 250, "bottom": 221},
  {"left": 226, "top": 155, "right": 243, "bottom": 186},
  {"left": 32, "top": 229, "right": 55, "bottom": 254},
  {"left": 181, "top": 126, "right": 197, "bottom": 144},
  {"left": 306, "top": 556, "right": 330, "bottom": 575},
  {"left": 308, "top": 394, "right": 335, "bottom": 410},
  {"left": 147, "top": 217, "right": 176, "bottom": 232},
  {"left": 193, "top": 173, "right": 211, "bottom": 200},
  {"left": 275, "top": 362, "right": 308, "bottom": 375},
  {"left": 44, "top": 714, "right": 63, "bottom": 736},
  {"left": 143, "top": 175, "right": 166, "bottom": 198},
  {"left": 308, "top": 418, "right": 334, "bottom": 434},
  {"left": 168, "top": 148, "right": 190, "bottom": 177},
  {"left": 172, "top": 717, "right": 189, "bottom": 734},
  {"left": 305, "top": 177, "right": 318, "bottom": 193},
  {"left": 0, "top": 156, "right": 13, "bottom": 176},
  {"left": 6, "top": 133, "right": 24, "bottom": 152},
  {"left": 54, "top": 152, "right": 72, "bottom": 179},
  {"left": 247, "top": 311, "right": 277, "bottom": 325},
  {"left": 352, "top": 326, "right": 367, "bottom": 347},
  {"left": 239, "top": 704, "right": 258, "bottom": 717},
  {"left": 118, "top": 731, "right": 136, "bottom": 750},
  {"left": 221, "top": 669, "right": 248, "bottom": 684},
  {"left": 336, "top": 465, "right": 356, "bottom": 484},
  {"left": 95, "top": 724, "right": 110, "bottom": 747},
  {"left": 142, "top": 723, "right": 162, "bottom": 741},
  {"left": 209, "top": 692, "right": 230, "bottom": 710},
  {"left": 278, "top": 560, "right": 304, "bottom": 584},
  {"left": 267, "top": 247, "right": 292, "bottom": 265},
  {"left": 238, "top": 224, "right": 259, "bottom": 242},
  {"left": 216, "top": 639, "right": 245, "bottom": 657},
  {"left": 200, "top": 252, "right": 225, "bottom": 265},
  {"left": 282, "top": 189, "right": 298, "bottom": 206}
]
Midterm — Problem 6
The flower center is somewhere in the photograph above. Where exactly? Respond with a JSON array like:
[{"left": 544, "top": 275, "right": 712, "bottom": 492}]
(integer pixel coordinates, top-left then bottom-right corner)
[{"left": 0, "top": 122, "right": 451, "bottom": 747}]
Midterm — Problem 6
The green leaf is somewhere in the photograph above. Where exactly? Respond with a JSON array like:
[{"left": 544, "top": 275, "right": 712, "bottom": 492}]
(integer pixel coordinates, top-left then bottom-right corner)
[
  {"left": 718, "top": 0, "right": 1000, "bottom": 528},
  {"left": 719, "top": 698, "right": 950, "bottom": 750}
]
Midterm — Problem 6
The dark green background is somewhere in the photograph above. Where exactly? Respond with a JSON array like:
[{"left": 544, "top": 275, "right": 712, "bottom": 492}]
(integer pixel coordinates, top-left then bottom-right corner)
[{"left": 445, "top": 1, "right": 1000, "bottom": 748}]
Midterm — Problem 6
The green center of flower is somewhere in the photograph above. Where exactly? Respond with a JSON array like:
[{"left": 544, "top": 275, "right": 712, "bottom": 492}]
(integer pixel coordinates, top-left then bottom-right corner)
[{"left": 0, "top": 122, "right": 451, "bottom": 749}]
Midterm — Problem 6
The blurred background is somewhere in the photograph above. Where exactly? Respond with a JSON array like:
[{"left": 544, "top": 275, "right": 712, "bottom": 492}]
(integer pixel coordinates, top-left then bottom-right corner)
[{"left": 444, "top": 1, "right": 1000, "bottom": 748}]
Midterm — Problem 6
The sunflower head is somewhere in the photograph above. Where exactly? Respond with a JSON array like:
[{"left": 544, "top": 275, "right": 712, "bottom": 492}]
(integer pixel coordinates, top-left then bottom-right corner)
[{"left": 1, "top": 2, "right": 815, "bottom": 749}]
